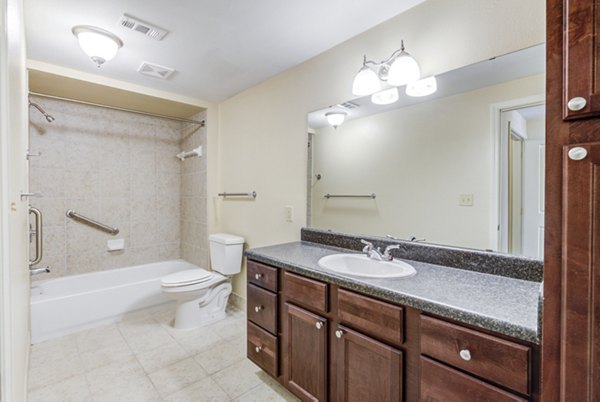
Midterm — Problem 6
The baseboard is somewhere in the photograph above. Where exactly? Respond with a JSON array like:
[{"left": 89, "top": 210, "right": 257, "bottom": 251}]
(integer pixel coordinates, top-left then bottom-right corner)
[{"left": 228, "top": 292, "right": 246, "bottom": 311}]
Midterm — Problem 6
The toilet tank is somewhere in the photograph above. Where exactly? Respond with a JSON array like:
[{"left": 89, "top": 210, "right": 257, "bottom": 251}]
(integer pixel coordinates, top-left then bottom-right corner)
[{"left": 209, "top": 233, "right": 245, "bottom": 275}]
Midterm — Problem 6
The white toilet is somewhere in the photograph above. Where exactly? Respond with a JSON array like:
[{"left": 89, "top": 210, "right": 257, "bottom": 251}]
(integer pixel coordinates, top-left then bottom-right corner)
[{"left": 161, "top": 233, "right": 244, "bottom": 330}]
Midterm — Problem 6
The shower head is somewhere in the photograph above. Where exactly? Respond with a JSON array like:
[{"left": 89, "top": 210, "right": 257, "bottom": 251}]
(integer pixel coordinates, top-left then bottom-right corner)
[{"left": 28, "top": 100, "right": 55, "bottom": 123}]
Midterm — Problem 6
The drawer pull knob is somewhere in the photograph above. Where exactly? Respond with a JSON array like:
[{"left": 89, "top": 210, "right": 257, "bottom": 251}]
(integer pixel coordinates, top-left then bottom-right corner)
[
  {"left": 254, "top": 273, "right": 262, "bottom": 280},
  {"left": 567, "top": 96, "right": 587, "bottom": 111},
  {"left": 335, "top": 330, "right": 344, "bottom": 338},
  {"left": 254, "top": 305, "right": 263, "bottom": 313},
  {"left": 255, "top": 346, "right": 262, "bottom": 353},
  {"left": 568, "top": 147, "right": 588, "bottom": 161},
  {"left": 315, "top": 321, "right": 324, "bottom": 330},
  {"left": 459, "top": 349, "right": 471, "bottom": 361}
]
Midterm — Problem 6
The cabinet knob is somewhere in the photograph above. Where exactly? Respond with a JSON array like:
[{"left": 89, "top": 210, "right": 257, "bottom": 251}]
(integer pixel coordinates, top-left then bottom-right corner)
[
  {"left": 315, "top": 321, "right": 324, "bottom": 330},
  {"left": 568, "top": 147, "right": 588, "bottom": 161},
  {"left": 255, "top": 345, "right": 262, "bottom": 353},
  {"left": 567, "top": 96, "right": 587, "bottom": 111},
  {"left": 459, "top": 349, "right": 471, "bottom": 361},
  {"left": 254, "top": 273, "right": 262, "bottom": 280},
  {"left": 335, "top": 329, "right": 344, "bottom": 338},
  {"left": 254, "top": 305, "right": 263, "bottom": 313}
]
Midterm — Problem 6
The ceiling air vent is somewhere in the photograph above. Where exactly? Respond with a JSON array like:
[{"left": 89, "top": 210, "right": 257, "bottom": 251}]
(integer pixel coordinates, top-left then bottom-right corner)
[
  {"left": 118, "top": 14, "right": 168, "bottom": 41},
  {"left": 138, "top": 62, "right": 175, "bottom": 80},
  {"left": 339, "top": 101, "right": 359, "bottom": 109}
]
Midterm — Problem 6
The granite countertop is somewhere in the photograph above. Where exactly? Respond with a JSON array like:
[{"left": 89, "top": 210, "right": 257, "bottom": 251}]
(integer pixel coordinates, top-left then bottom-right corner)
[{"left": 245, "top": 241, "right": 542, "bottom": 344}]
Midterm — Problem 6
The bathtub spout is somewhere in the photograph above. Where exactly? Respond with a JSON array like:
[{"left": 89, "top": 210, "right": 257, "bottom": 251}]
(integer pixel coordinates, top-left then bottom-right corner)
[{"left": 30, "top": 266, "right": 50, "bottom": 275}]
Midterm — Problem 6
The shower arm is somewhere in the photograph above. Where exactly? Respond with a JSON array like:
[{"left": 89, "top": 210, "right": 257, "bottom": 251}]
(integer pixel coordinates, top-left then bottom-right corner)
[{"left": 28, "top": 100, "right": 55, "bottom": 123}]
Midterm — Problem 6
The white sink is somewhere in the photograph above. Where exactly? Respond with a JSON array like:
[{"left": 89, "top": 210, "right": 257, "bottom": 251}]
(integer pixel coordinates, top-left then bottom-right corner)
[{"left": 317, "top": 253, "right": 416, "bottom": 279}]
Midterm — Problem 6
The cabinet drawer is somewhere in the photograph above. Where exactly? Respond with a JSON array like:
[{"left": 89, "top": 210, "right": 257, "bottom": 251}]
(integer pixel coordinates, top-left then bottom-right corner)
[
  {"left": 283, "top": 271, "right": 328, "bottom": 313},
  {"left": 247, "top": 260, "right": 278, "bottom": 292},
  {"left": 247, "top": 284, "right": 277, "bottom": 334},
  {"left": 337, "top": 288, "right": 403, "bottom": 347},
  {"left": 247, "top": 322, "right": 278, "bottom": 377},
  {"left": 420, "top": 357, "right": 526, "bottom": 402},
  {"left": 420, "top": 315, "right": 530, "bottom": 395}
]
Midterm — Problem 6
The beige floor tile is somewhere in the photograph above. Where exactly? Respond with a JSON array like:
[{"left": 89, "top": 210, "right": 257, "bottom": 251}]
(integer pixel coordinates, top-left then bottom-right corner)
[
  {"left": 162, "top": 318, "right": 219, "bottom": 341},
  {"left": 28, "top": 337, "right": 84, "bottom": 390},
  {"left": 211, "top": 359, "right": 266, "bottom": 399},
  {"left": 119, "top": 316, "right": 176, "bottom": 354},
  {"left": 176, "top": 328, "right": 222, "bottom": 355},
  {"left": 211, "top": 316, "right": 246, "bottom": 340},
  {"left": 79, "top": 338, "right": 134, "bottom": 372},
  {"left": 148, "top": 358, "right": 207, "bottom": 397},
  {"left": 85, "top": 356, "right": 157, "bottom": 400},
  {"left": 137, "top": 341, "right": 189, "bottom": 373},
  {"left": 75, "top": 324, "right": 125, "bottom": 352},
  {"left": 193, "top": 335, "right": 246, "bottom": 375},
  {"left": 234, "top": 381, "right": 300, "bottom": 402},
  {"left": 27, "top": 374, "right": 91, "bottom": 402},
  {"left": 164, "top": 377, "right": 229, "bottom": 402}
]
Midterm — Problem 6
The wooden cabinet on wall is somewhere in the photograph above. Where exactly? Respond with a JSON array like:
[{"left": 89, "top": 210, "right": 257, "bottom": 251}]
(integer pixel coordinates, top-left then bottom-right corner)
[
  {"left": 544, "top": 1, "right": 600, "bottom": 400},
  {"left": 246, "top": 260, "right": 537, "bottom": 402}
]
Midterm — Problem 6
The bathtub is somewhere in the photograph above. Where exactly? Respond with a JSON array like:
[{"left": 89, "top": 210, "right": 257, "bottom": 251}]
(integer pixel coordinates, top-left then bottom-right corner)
[{"left": 30, "top": 259, "right": 195, "bottom": 343}]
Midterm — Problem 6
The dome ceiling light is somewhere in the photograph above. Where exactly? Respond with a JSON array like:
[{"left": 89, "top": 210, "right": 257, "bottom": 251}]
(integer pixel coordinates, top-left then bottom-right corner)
[
  {"left": 72, "top": 25, "right": 123, "bottom": 68},
  {"left": 325, "top": 111, "right": 347, "bottom": 129}
]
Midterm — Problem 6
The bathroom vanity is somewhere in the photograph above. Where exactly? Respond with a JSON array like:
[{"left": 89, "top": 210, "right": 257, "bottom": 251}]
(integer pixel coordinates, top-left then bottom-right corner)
[{"left": 245, "top": 230, "right": 541, "bottom": 401}]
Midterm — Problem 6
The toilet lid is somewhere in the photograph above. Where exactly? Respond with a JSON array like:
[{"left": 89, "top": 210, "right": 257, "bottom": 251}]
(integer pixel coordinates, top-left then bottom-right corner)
[{"left": 161, "top": 269, "right": 214, "bottom": 287}]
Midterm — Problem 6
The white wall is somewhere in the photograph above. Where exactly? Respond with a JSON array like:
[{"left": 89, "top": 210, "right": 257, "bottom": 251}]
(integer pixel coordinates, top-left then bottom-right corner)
[
  {"left": 311, "top": 74, "right": 545, "bottom": 250},
  {"left": 216, "top": 0, "right": 546, "bottom": 298}
]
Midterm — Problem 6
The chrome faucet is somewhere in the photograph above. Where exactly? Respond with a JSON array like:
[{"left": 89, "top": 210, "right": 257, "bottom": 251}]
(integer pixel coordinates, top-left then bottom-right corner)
[{"left": 360, "top": 240, "right": 400, "bottom": 261}]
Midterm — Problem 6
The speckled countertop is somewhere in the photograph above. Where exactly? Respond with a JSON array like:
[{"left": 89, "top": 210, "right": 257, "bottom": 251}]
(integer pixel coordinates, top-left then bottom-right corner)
[{"left": 246, "top": 241, "right": 542, "bottom": 344}]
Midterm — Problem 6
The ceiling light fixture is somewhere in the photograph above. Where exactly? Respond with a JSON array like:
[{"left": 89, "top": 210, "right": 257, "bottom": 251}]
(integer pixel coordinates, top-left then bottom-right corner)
[
  {"left": 72, "top": 25, "right": 123, "bottom": 67},
  {"left": 406, "top": 76, "right": 437, "bottom": 97},
  {"left": 352, "top": 40, "right": 421, "bottom": 96},
  {"left": 371, "top": 87, "right": 399, "bottom": 105},
  {"left": 325, "top": 111, "right": 347, "bottom": 129}
]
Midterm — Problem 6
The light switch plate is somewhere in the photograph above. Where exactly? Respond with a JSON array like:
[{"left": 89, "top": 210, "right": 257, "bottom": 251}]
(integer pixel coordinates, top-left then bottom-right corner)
[
  {"left": 459, "top": 194, "right": 474, "bottom": 206},
  {"left": 285, "top": 205, "right": 294, "bottom": 222}
]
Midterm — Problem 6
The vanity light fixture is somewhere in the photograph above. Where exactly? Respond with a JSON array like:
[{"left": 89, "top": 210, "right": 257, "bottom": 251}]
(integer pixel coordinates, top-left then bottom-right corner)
[
  {"left": 352, "top": 40, "right": 420, "bottom": 96},
  {"left": 406, "top": 76, "right": 437, "bottom": 97},
  {"left": 325, "top": 111, "right": 347, "bottom": 129},
  {"left": 371, "top": 87, "right": 399, "bottom": 105},
  {"left": 72, "top": 25, "right": 123, "bottom": 67}
]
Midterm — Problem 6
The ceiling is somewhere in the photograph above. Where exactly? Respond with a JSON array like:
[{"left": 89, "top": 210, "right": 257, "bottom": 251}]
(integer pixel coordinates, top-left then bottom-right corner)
[
  {"left": 25, "top": 0, "right": 425, "bottom": 103},
  {"left": 308, "top": 43, "right": 546, "bottom": 128}
]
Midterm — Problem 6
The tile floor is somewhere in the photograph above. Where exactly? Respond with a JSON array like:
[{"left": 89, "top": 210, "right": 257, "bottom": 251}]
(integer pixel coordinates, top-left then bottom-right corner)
[{"left": 27, "top": 303, "right": 299, "bottom": 402}]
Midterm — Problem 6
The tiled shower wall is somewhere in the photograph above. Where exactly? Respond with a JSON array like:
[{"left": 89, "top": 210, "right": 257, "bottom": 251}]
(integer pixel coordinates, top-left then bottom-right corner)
[{"left": 29, "top": 96, "right": 207, "bottom": 278}]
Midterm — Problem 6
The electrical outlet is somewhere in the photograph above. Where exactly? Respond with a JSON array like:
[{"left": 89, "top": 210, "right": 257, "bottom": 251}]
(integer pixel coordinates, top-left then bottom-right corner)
[
  {"left": 285, "top": 206, "right": 294, "bottom": 222},
  {"left": 459, "top": 194, "right": 474, "bottom": 206}
]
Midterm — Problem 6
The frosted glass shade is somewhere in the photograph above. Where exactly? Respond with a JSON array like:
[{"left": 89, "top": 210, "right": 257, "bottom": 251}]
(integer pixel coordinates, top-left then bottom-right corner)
[
  {"left": 72, "top": 26, "right": 123, "bottom": 67},
  {"left": 406, "top": 76, "right": 437, "bottom": 97},
  {"left": 352, "top": 66, "right": 381, "bottom": 96},
  {"left": 325, "top": 112, "right": 347, "bottom": 128},
  {"left": 387, "top": 52, "right": 420, "bottom": 86},
  {"left": 371, "top": 87, "right": 399, "bottom": 105}
]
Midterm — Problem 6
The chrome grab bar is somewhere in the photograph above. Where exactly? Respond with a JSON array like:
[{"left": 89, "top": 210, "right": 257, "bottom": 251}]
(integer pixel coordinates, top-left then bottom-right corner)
[
  {"left": 324, "top": 193, "right": 376, "bottom": 199},
  {"left": 29, "top": 206, "right": 43, "bottom": 267},
  {"left": 66, "top": 209, "right": 119, "bottom": 235},
  {"left": 218, "top": 191, "right": 257, "bottom": 198}
]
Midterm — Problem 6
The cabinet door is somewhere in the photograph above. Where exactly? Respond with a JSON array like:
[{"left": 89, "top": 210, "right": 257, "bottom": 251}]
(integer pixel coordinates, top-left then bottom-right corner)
[
  {"left": 333, "top": 325, "right": 402, "bottom": 402},
  {"left": 563, "top": 0, "right": 600, "bottom": 119},
  {"left": 561, "top": 142, "right": 600, "bottom": 400},
  {"left": 283, "top": 303, "right": 328, "bottom": 401}
]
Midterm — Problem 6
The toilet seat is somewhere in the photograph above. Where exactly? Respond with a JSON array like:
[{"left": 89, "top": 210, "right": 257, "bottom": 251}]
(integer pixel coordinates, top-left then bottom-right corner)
[{"left": 161, "top": 269, "right": 215, "bottom": 288}]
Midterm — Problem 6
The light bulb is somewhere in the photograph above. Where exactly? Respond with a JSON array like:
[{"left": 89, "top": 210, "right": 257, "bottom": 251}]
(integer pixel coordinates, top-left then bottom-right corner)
[
  {"left": 371, "top": 87, "right": 399, "bottom": 105},
  {"left": 72, "top": 26, "right": 123, "bottom": 67},
  {"left": 352, "top": 66, "right": 381, "bottom": 96},
  {"left": 325, "top": 112, "right": 347, "bottom": 129},
  {"left": 387, "top": 52, "right": 420, "bottom": 86},
  {"left": 406, "top": 76, "right": 437, "bottom": 97}
]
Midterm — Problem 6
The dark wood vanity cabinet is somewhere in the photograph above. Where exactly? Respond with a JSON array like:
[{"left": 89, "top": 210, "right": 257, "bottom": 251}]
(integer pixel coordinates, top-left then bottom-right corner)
[{"left": 246, "top": 260, "right": 537, "bottom": 401}]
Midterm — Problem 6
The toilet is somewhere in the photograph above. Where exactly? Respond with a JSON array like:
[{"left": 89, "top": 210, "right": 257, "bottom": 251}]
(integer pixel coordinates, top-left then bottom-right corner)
[{"left": 161, "top": 233, "right": 244, "bottom": 330}]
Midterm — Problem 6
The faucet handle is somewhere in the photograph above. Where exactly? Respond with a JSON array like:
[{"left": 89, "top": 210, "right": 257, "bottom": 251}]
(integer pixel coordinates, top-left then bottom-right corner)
[
  {"left": 360, "top": 239, "right": 374, "bottom": 252},
  {"left": 383, "top": 244, "right": 400, "bottom": 259}
]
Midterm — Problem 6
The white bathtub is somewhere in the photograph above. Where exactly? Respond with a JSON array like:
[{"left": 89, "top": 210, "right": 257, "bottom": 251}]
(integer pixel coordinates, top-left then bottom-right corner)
[{"left": 30, "top": 259, "right": 195, "bottom": 343}]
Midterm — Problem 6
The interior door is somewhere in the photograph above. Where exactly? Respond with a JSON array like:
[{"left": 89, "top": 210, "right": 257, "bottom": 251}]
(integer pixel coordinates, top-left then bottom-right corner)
[
  {"left": 522, "top": 140, "right": 545, "bottom": 258},
  {"left": 0, "top": 0, "right": 31, "bottom": 400}
]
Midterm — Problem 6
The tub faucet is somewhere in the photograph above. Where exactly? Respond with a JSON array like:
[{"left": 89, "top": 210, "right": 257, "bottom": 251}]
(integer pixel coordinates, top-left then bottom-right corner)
[{"left": 360, "top": 240, "right": 399, "bottom": 261}]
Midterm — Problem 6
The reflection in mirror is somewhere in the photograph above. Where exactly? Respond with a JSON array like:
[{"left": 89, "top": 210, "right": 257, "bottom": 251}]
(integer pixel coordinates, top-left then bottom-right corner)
[{"left": 307, "top": 44, "right": 545, "bottom": 259}]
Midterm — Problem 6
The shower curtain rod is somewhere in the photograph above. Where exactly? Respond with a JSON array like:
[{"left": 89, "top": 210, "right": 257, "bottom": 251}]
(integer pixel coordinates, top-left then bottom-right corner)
[{"left": 28, "top": 92, "right": 206, "bottom": 127}]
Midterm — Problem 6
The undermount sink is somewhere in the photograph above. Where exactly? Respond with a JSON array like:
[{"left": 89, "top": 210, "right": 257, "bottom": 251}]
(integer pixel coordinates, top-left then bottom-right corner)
[{"left": 317, "top": 253, "right": 416, "bottom": 279}]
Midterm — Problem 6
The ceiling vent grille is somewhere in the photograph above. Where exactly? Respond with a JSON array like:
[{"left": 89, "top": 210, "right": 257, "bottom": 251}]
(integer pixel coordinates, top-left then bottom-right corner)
[
  {"left": 138, "top": 62, "right": 175, "bottom": 80},
  {"left": 118, "top": 14, "right": 168, "bottom": 41},
  {"left": 339, "top": 101, "right": 359, "bottom": 109}
]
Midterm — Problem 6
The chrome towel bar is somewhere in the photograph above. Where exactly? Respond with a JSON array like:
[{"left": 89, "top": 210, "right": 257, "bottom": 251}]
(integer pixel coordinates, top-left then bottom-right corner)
[
  {"left": 218, "top": 191, "right": 257, "bottom": 198},
  {"left": 66, "top": 210, "right": 119, "bottom": 235},
  {"left": 324, "top": 193, "right": 376, "bottom": 199}
]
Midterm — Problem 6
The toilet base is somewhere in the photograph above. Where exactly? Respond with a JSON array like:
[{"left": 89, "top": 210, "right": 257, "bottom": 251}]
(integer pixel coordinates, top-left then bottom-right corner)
[{"left": 172, "top": 281, "right": 232, "bottom": 330}]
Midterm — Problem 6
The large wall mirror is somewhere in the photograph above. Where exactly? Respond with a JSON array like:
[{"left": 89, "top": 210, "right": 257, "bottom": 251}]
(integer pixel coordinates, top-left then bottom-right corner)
[{"left": 307, "top": 44, "right": 545, "bottom": 259}]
